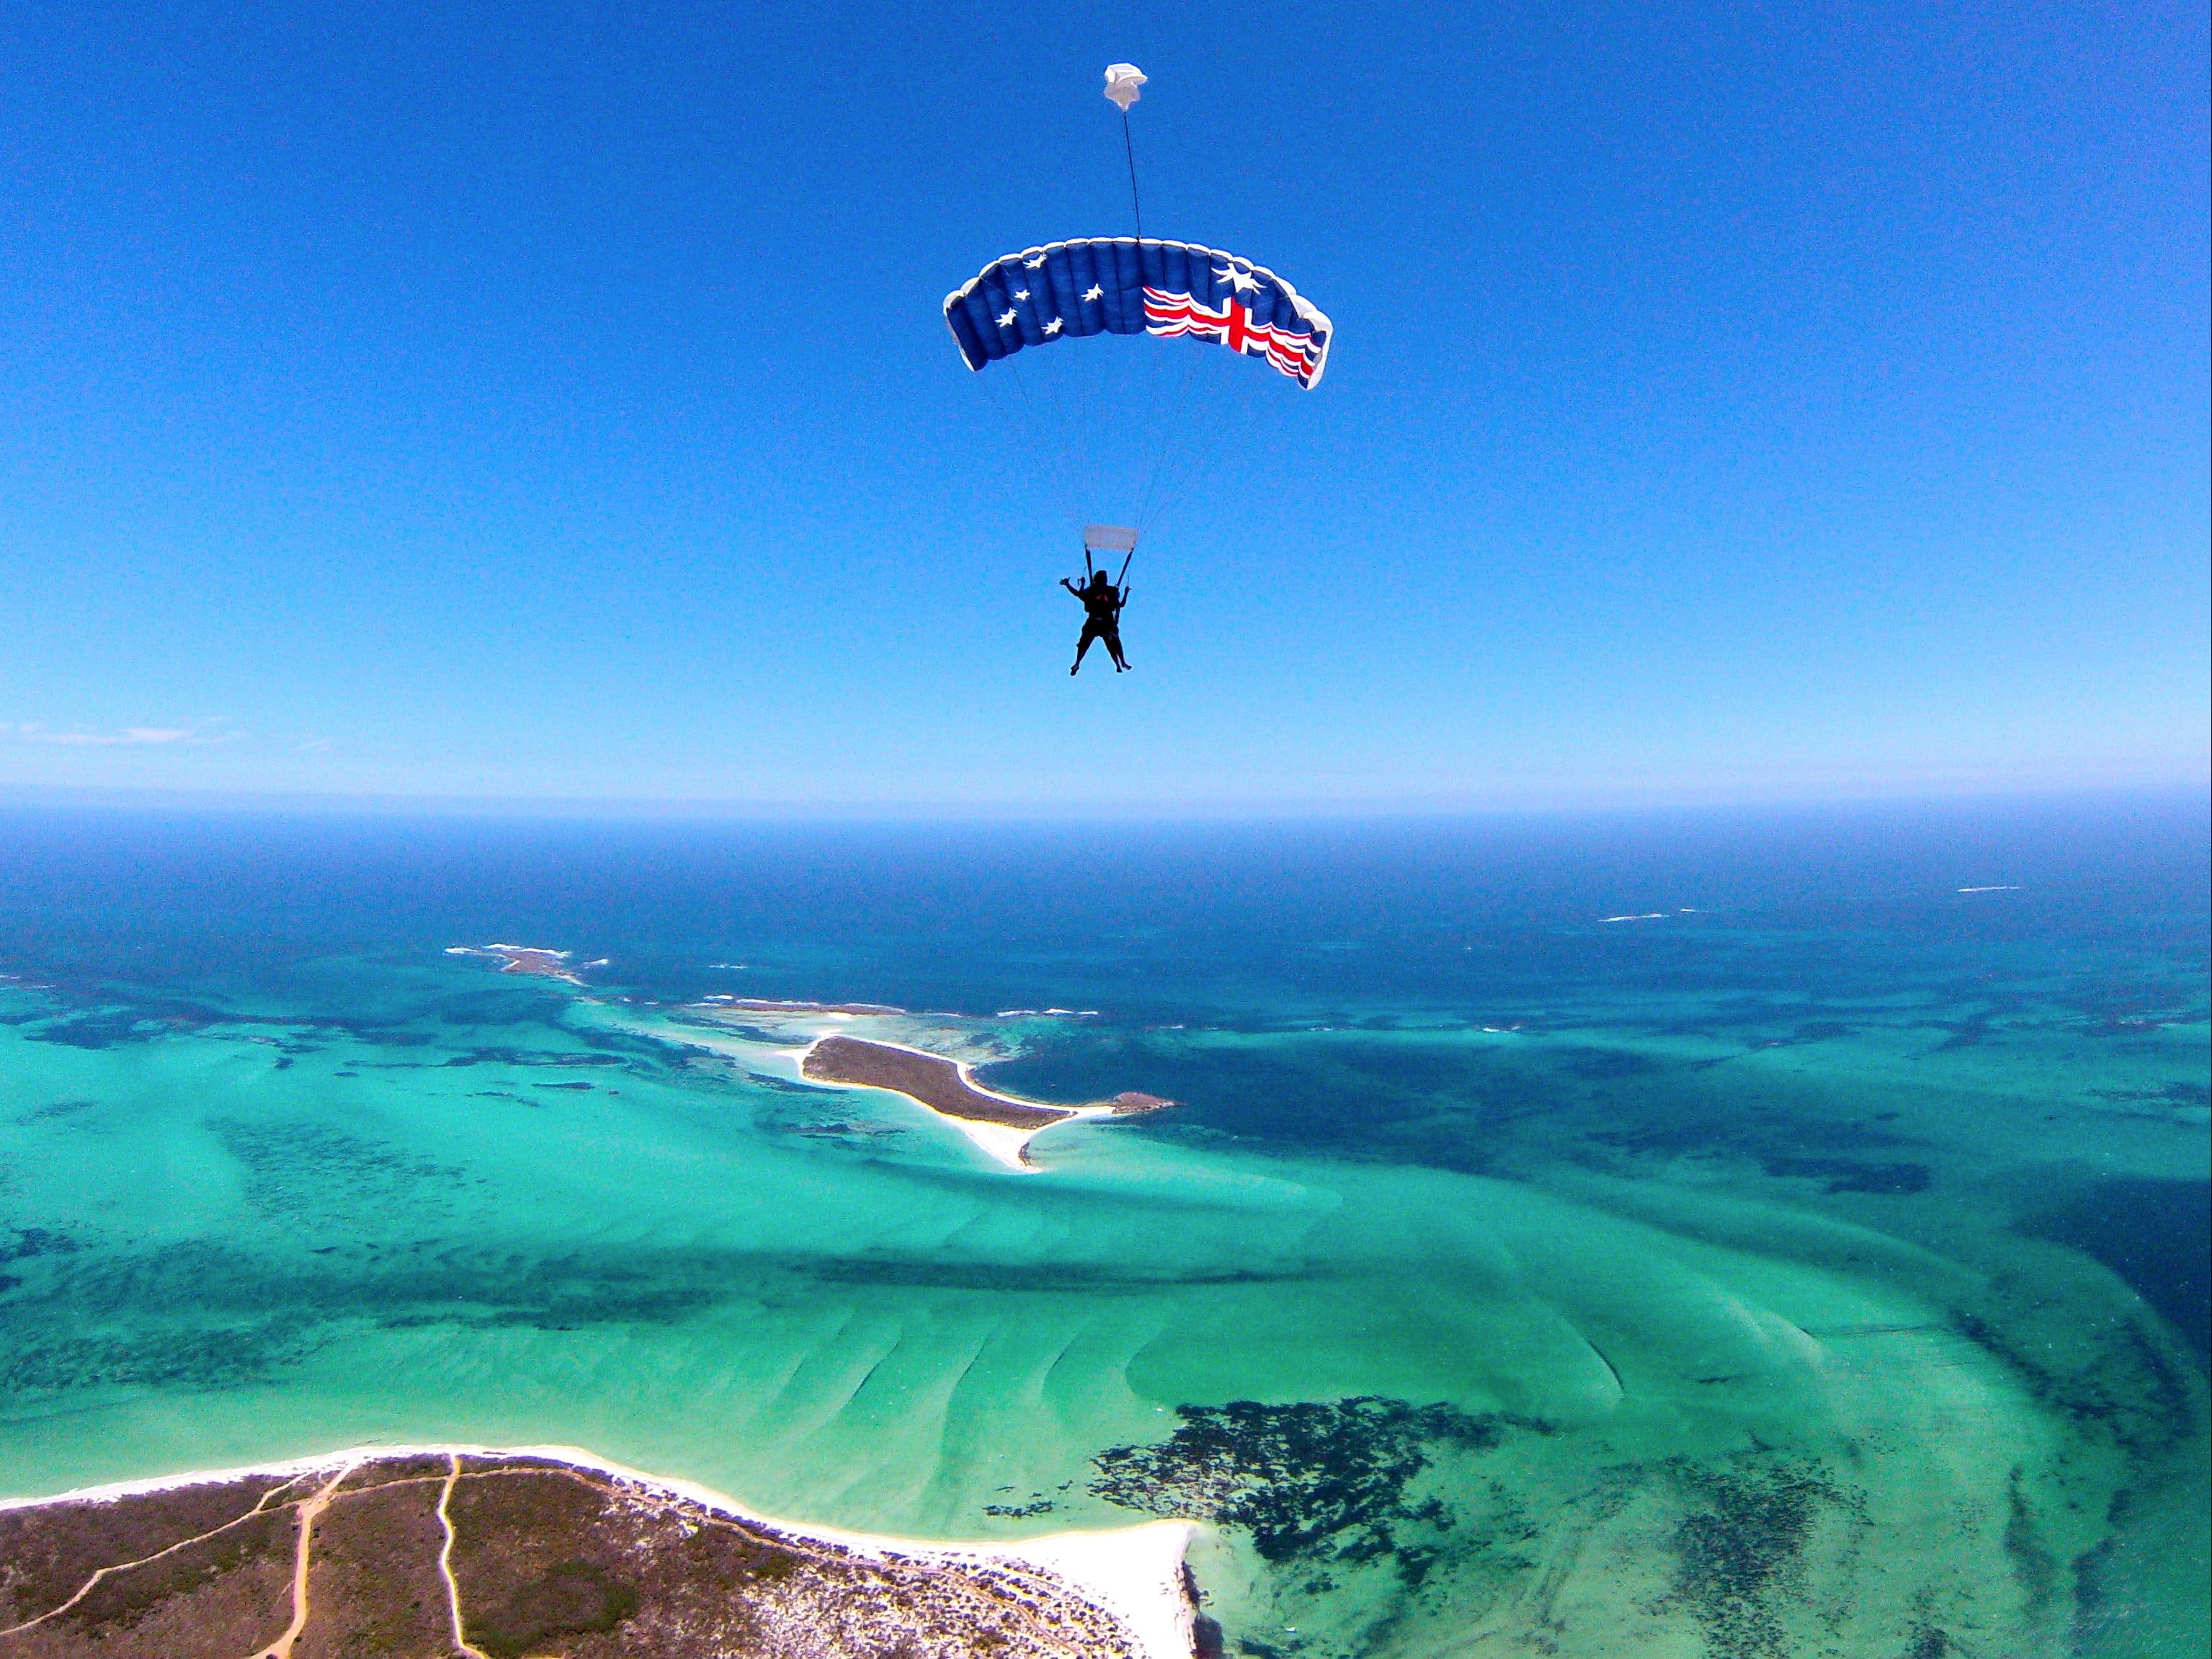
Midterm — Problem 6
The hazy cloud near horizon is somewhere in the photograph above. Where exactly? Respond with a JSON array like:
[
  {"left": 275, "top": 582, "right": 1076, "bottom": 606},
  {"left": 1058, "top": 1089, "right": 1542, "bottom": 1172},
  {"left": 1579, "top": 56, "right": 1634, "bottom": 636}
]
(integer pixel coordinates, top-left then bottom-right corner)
[{"left": 13, "top": 725, "right": 206, "bottom": 747}]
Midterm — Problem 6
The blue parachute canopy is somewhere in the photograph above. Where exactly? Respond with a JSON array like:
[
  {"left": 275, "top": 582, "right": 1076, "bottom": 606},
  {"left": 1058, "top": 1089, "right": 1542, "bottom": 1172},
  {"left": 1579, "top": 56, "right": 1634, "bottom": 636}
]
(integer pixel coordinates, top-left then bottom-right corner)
[{"left": 944, "top": 238, "right": 1333, "bottom": 389}]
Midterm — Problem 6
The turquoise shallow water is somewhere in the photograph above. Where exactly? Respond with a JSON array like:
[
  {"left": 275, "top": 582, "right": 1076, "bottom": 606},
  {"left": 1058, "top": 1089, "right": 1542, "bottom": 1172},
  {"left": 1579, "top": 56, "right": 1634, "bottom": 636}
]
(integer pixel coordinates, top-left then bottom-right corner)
[{"left": 0, "top": 800, "right": 2206, "bottom": 1656}]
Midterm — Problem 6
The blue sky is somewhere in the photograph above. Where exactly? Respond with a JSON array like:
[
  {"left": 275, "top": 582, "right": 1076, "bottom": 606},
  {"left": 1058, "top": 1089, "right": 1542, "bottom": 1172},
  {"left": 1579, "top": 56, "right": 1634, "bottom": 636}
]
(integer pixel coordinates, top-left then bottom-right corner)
[{"left": 2, "top": 0, "right": 2205, "bottom": 809}]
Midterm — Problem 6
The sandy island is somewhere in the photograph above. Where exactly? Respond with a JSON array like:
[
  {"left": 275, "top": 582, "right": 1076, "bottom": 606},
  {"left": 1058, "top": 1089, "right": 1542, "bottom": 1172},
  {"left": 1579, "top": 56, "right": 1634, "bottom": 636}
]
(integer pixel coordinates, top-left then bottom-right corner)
[
  {"left": 800, "top": 1034, "right": 1172, "bottom": 1171},
  {"left": 445, "top": 944, "right": 609, "bottom": 986},
  {"left": 0, "top": 1444, "right": 1195, "bottom": 1659},
  {"left": 707, "top": 997, "right": 909, "bottom": 1015}
]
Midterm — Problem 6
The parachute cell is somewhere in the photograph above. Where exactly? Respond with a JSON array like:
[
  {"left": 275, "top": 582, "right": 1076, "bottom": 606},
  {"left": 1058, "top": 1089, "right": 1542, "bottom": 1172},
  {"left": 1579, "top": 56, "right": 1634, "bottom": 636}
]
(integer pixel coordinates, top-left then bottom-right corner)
[{"left": 943, "top": 238, "right": 1333, "bottom": 389}]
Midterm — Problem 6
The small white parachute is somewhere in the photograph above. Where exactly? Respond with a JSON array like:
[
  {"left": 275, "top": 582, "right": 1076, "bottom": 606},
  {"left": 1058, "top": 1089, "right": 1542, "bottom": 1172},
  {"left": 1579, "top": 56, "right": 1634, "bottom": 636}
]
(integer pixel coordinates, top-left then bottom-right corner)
[{"left": 1102, "top": 63, "right": 1146, "bottom": 111}]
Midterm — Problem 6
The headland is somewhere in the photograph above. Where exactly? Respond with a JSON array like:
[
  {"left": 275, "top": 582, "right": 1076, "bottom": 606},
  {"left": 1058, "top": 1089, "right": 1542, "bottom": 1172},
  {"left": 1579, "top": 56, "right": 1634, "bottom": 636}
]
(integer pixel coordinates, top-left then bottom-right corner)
[{"left": 0, "top": 1445, "right": 1195, "bottom": 1659}]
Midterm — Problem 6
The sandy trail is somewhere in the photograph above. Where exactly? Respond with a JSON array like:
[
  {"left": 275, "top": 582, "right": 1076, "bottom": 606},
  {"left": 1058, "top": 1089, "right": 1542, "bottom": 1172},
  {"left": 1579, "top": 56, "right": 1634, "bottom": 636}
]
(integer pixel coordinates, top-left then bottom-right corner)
[
  {"left": 253, "top": 1464, "right": 352, "bottom": 1659},
  {"left": 437, "top": 1454, "right": 492, "bottom": 1659},
  {"left": 0, "top": 1473, "right": 320, "bottom": 1639}
]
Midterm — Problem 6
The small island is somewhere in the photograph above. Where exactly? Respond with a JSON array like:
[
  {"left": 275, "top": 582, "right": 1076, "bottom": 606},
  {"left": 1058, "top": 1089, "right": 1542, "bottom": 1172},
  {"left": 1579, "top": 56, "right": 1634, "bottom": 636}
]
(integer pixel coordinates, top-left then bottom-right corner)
[
  {"left": 0, "top": 1449, "right": 1192, "bottom": 1659},
  {"left": 706, "top": 997, "right": 909, "bottom": 1015},
  {"left": 801, "top": 1036, "right": 1172, "bottom": 1170},
  {"left": 445, "top": 945, "right": 610, "bottom": 986}
]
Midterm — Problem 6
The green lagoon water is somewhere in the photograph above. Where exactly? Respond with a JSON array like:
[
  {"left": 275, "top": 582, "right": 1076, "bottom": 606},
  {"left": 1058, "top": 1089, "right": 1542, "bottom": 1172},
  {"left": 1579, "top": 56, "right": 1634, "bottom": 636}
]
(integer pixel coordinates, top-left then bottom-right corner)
[{"left": 0, "top": 802, "right": 2205, "bottom": 1655}]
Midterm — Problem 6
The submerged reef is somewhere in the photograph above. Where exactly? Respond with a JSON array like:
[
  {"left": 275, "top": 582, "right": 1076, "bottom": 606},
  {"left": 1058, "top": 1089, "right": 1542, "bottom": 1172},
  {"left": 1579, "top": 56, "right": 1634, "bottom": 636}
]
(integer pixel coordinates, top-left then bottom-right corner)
[
  {"left": 1655, "top": 1456, "right": 1862, "bottom": 1659},
  {"left": 1092, "top": 1397, "right": 1542, "bottom": 1582}
]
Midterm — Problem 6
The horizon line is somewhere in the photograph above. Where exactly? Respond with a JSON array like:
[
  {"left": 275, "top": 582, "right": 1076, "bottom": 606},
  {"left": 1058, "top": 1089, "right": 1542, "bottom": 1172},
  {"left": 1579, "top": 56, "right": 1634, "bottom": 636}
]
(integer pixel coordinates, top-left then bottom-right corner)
[{"left": 0, "top": 777, "right": 2203, "bottom": 825}]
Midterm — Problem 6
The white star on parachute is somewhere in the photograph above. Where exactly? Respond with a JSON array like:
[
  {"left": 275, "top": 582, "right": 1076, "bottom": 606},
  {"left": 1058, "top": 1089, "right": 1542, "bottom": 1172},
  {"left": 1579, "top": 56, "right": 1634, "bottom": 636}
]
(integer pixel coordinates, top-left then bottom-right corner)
[
  {"left": 1043, "top": 316, "right": 1063, "bottom": 334},
  {"left": 1213, "top": 262, "right": 1263, "bottom": 295},
  {"left": 1082, "top": 285, "right": 1104, "bottom": 301},
  {"left": 996, "top": 308, "right": 1017, "bottom": 327},
  {"left": 1014, "top": 289, "right": 1030, "bottom": 301},
  {"left": 1024, "top": 256, "right": 1047, "bottom": 270}
]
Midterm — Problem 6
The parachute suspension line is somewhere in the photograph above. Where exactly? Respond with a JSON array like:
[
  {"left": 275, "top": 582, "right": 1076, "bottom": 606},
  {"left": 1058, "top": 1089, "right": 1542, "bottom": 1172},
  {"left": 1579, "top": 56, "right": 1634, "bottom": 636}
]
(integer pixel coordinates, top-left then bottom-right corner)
[
  {"left": 984, "top": 356, "right": 1082, "bottom": 533},
  {"left": 1144, "top": 370, "right": 1216, "bottom": 528},
  {"left": 1034, "top": 349, "right": 1097, "bottom": 535},
  {"left": 1025, "top": 357, "right": 1084, "bottom": 525},
  {"left": 1018, "top": 356, "right": 1085, "bottom": 532},
  {"left": 1129, "top": 332, "right": 1207, "bottom": 531},
  {"left": 1120, "top": 110, "right": 1144, "bottom": 241}
]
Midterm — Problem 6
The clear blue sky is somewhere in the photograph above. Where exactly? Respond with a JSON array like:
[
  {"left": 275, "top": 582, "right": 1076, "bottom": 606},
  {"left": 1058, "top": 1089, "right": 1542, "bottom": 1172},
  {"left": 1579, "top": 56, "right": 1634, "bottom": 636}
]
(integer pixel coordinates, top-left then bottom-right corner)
[{"left": 3, "top": 0, "right": 2205, "bottom": 810}]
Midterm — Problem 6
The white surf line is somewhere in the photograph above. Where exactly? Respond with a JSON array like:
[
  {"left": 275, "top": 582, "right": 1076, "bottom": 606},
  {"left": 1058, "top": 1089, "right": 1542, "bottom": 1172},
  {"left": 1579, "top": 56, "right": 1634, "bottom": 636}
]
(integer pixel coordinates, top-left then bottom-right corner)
[
  {"left": 792, "top": 1032, "right": 1120, "bottom": 1173},
  {"left": 1956, "top": 885, "right": 2020, "bottom": 893},
  {"left": 4, "top": 1442, "right": 1196, "bottom": 1659},
  {"left": 436, "top": 1453, "right": 492, "bottom": 1659}
]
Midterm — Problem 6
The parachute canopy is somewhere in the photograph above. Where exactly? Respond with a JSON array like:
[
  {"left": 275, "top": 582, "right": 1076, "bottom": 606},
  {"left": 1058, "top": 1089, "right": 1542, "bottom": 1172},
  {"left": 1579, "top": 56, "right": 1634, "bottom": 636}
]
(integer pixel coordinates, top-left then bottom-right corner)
[
  {"left": 1103, "top": 63, "right": 1147, "bottom": 110},
  {"left": 1084, "top": 524, "right": 1139, "bottom": 553},
  {"left": 944, "top": 238, "right": 1333, "bottom": 389}
]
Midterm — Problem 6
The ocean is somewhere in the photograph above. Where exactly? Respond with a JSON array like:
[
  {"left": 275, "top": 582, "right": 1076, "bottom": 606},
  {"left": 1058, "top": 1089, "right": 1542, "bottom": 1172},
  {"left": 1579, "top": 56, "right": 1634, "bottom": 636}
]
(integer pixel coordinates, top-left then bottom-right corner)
[{"left": 0, "top": 794, "right": 2205, "bottom": 1657}]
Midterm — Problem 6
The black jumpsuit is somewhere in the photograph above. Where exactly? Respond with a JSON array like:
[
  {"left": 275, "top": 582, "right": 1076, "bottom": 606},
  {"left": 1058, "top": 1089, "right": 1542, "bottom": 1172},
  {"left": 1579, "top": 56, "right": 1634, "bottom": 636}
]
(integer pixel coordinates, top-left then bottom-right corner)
[{"left": 1074, "top": 582, "right": 1125, "bottom": 671}]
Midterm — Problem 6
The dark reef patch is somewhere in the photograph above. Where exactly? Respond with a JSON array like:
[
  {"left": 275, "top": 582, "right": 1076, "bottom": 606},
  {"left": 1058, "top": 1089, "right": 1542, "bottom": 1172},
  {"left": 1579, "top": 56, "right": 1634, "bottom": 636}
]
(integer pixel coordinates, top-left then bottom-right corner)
[
  {"left": 0, "top": 1309, "right": 326, "bottom": 1399},
  {"left": 1761, "top": 1157, "right": 1932, "bottom": 1195},
  {"left": 0, "top": 1233, "right": 1337, "bottom": 1410},
  {"left": 24, "top": 1005, "right": 218, "bottom": 1048},
  {"left": 0, "top": 1227, "right": 84, "bottom": 1263},
  {"left": 452, "top": 1046, "right": 635, "bottom": 1069},
  {"left": 981, "top": 1038, "right": 1551, "bottom": 1173},
  {"left": 803, "top": 1256, "right": 1306, "bottom": 1294},
  {"left": 1657, "top": 1456, "right": 1857, "bottom": 1659},
  {"left": 1091, "top": 1397, "right": 1544, "bottom": 1583},
  {"left": 2001, "top": 1467, "right": 2058, "bottom": 1609},
  {"left": 208, "top": 1116, "right": 472, "bottom": 1228},
  {"left": 1587, "top": 1108, "right": 1927, "bottom": 1204},
  {"left": 17, "top": 1098, "right": 102, "bottom": 1123},
  {"left": 2019, "top": 1178, "right": 2211, "bottom": 1369},
  {"left": 1560, "top": 1047, "right": 1660, "bottom": 1080}
]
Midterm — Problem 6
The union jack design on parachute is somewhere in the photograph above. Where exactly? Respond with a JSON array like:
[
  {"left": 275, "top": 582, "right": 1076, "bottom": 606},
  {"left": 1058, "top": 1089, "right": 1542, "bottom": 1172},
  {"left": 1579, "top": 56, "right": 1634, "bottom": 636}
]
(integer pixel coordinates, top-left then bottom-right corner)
[{"left": 1141, "top": 288, "right": 1324, "bottom": 382}]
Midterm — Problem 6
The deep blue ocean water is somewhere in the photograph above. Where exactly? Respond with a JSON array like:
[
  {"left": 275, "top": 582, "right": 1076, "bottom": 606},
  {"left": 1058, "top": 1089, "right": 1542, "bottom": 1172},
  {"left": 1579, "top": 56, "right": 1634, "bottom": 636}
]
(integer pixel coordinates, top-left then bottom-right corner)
[{"left": 0, "top": 792, "right": 2205, "bottom": 1656}]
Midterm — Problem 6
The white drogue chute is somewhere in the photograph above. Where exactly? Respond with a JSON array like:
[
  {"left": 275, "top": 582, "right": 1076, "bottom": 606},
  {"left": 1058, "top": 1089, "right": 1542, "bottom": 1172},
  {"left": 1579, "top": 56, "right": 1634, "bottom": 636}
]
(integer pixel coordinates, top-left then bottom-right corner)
[{"left": 1103, "top": 63, "right": 1147, "bottom": 111}]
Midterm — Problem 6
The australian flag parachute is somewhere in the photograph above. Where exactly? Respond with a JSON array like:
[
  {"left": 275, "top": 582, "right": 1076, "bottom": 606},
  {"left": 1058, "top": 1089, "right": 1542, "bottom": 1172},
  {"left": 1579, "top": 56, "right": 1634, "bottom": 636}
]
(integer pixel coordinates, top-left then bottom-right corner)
[{"left": 945, "top": 238, "right": 1333, "bottom": 390}]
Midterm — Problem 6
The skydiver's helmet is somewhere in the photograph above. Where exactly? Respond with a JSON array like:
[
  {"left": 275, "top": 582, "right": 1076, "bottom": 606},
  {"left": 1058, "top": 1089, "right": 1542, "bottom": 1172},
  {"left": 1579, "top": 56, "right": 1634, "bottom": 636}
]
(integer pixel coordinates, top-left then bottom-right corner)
[{"left": 1089, "top": 569, "right": 1110, "bottom": 587}]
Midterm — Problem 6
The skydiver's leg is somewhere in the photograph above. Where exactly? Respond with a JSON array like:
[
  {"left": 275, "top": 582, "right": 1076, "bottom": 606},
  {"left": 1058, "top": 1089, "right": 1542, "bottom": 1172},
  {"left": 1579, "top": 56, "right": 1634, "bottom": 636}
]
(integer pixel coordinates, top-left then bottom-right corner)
[
  {"left": 1072, "top": 625, "right": 1100, "bottom": 675},
  {"left": 1105, "top": 628, "right": 1129, "bottom": 671}
]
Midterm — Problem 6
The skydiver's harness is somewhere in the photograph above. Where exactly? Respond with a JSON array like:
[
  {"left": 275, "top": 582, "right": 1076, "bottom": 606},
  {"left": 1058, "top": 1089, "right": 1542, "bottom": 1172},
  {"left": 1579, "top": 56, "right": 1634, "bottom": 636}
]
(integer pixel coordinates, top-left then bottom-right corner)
[{"left": 1080, "top": 547, "right": 1132, "bottom": 628}]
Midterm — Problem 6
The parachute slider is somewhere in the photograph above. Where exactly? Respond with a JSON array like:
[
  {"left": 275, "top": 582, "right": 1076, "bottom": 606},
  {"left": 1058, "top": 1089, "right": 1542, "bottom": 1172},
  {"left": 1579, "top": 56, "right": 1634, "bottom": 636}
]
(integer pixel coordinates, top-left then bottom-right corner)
[
  {"left": 1103, "top": 64, "right": 1146, "bottom": 110},
  {"left": 1084, "top": 525, "right": 1139, "bottom": 554}
]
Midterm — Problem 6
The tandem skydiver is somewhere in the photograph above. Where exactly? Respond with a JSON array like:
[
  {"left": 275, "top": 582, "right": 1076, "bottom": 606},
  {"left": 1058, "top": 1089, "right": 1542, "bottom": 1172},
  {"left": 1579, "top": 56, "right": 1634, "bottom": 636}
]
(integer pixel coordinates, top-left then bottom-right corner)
[{"left": 1062, "top": 566, "right": 1131, "bottom": 675}]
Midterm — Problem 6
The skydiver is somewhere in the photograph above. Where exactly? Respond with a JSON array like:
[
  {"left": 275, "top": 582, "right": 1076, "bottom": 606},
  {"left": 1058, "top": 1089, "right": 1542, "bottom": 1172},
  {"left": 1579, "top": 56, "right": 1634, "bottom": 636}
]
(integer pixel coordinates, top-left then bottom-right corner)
[{"left": 1062, "top": 566, "right": 1130, "bottom": 675}]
